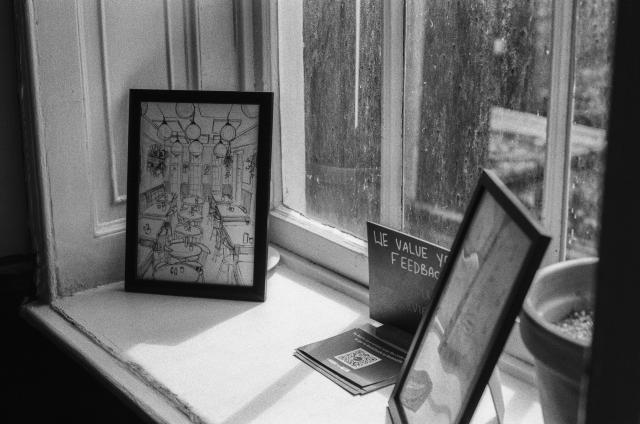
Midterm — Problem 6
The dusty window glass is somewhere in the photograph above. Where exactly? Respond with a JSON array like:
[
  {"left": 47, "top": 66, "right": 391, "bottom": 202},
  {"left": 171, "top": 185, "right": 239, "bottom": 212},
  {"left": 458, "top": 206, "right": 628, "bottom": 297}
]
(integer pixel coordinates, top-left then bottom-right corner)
[
  {"left": 300, "top": 0, "right": 383, "bottom": 239},
  {"left": 403, "top": 0, "right": 552, "bottom": 248},
  {"left": 566, "top": 0, "right": 615, "bottom": 259}
]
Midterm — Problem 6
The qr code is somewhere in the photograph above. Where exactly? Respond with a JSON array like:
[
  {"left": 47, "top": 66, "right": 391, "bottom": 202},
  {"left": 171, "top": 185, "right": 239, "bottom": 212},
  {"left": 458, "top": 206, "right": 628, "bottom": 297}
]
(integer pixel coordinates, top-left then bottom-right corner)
[{"left": 335, "top": 348, "right": 381, "bottom": 369}]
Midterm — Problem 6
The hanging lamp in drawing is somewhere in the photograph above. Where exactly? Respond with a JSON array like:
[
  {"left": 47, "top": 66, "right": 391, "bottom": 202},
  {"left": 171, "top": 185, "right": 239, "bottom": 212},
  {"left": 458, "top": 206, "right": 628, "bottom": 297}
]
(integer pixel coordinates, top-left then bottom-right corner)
[
  {"left": 189, "top": 139, "right": 204, "bottom": 158},
  {"left": 156, "top": 105, "right": 172, "bottom": 140},
  {"left": 171, "top": 133, "right": 183, "bottom": 157},
  {"left": 157, "top": 117, "right": 172, "bottom": 140},
  {"left": 185, "top": 114, "right": 202, "bottom": 141},
  {"left": 215, "top": 104, "right": 237, "bottom": 158},
  {"left": 176, "top": 102, "right": 195, "bottom": 119},
  {"left": 213, "top": 134, "right": 227, "bottom": 158},
  {"left": 220, "top": 104, "right": 237, "bottom": 142}
]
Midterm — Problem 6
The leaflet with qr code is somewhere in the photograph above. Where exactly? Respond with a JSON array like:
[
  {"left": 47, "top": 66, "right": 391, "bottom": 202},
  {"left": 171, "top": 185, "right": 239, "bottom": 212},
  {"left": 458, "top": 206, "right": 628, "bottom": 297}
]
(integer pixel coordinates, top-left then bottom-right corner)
[{"left": 334, "top": 348, "right": 381, "bottom": 370}]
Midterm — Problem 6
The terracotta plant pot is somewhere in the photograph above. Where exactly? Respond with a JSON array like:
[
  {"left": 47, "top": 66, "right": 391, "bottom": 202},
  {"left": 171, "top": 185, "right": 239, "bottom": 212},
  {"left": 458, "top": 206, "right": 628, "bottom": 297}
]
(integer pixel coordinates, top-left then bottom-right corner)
[{"left": 520, "top": 257, "right": 597, "bottom": 424}]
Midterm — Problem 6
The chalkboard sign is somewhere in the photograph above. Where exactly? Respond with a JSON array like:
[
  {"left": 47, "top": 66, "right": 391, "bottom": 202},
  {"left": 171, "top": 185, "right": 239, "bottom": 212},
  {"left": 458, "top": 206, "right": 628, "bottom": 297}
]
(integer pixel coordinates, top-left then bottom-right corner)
[{"left": 367, "top": 222, "right": 449, "bottom": 334}]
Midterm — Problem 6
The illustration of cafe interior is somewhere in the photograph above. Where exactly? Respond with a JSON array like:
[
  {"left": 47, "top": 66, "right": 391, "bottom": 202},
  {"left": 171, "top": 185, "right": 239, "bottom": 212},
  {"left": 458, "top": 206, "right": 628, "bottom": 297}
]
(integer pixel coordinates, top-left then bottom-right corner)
[{"left": 136, "top": 102, "right": 259, "bottom": 286}]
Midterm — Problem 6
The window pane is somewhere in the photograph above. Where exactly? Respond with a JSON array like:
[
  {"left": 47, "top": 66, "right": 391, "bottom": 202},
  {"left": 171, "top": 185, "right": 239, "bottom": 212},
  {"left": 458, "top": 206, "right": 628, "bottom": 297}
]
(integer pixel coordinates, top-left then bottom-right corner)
[
  {"left": 296, "top": 0, "right": 382, "bottom": 239},
  {"left": 566, "top": 0, "right": 615, "bottom": 258},
  {"left": 403, "top": 0, "right": 552, "bottom": 248}
]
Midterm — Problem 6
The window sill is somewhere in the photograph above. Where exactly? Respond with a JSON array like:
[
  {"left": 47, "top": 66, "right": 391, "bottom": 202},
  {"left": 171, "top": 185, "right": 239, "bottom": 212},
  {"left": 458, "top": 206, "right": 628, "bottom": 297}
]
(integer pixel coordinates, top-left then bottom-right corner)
[{"left": 22, "top": 249, "right": 543, "bottom": 424}]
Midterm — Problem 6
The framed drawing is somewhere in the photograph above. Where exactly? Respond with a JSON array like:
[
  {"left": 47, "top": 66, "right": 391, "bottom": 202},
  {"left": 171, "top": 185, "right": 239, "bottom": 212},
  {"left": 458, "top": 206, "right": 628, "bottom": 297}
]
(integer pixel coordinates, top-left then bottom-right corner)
[
  {"left": 388, "top": 169, "right": 550, "bottom": 424},
  {"left": 125, "top": 89, "right": 273, "bottom": 301}
]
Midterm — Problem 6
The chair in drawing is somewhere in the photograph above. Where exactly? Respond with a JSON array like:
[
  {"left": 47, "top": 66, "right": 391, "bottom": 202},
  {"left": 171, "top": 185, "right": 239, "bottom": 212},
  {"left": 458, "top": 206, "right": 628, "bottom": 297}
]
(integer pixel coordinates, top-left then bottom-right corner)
[
  {"left": 187, "top": 242, "right": 210, "bottom": 282},
  {"left": 168, "top": 208, "right": 183, "bottom": 242},
  {"left": 195, "top": 242, "right": 210, "bottom": 265},
  {"left": 178, "top": 184, "right": 190, "bottom": 211},
  {"left": 216, "top": 237, "right": 239, "bottom": 285},
  {"left": 206, "top": 196, "right": 215, "bottom": 225},
  {"left": 234, "top": 245, "right": 255, "bottom": 286},
  {"left": 151, "top": 223, "right": 172, "bottom": 264},
  {"left": 193, "top": 214, "right": 204, "bottom": 229},
  {"left": 137, "top": 244, "right": 154, "bottom": 278},
  {"left": 191, "top": 198, "right": 204, "bottom": 215},
  {"left": 170, "top": 192, "right": 178, "bottom": 209},
  {"left": 183, "top": 230, "right": 203, "bottom": 245},
  {"left": 208, "top": 207, "right": 223, "bottom": 253}
]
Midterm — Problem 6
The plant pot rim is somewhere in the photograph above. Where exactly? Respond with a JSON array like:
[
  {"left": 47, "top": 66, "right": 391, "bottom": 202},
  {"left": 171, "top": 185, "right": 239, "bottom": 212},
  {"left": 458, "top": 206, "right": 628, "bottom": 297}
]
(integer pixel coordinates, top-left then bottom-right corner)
[{"left": 522, "top": 257, "right": 597, "bottom": 349}]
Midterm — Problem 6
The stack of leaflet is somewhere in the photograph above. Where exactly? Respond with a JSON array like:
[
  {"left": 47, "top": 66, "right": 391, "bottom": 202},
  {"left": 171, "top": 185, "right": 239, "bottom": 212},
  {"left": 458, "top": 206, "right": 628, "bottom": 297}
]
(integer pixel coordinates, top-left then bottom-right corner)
[
  {"left": 295, "top": 222, "right": 448, "bottom": 395},
  {"left": 294, "top": 324, "right": 409, "bottom": 395}
]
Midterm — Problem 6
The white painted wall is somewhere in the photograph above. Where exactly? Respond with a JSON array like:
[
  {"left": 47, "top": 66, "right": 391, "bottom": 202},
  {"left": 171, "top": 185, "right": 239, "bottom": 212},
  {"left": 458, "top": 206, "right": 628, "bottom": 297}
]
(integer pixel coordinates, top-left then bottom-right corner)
[{"left": 23, "top": 0, "right": 248, "bottom": 297}]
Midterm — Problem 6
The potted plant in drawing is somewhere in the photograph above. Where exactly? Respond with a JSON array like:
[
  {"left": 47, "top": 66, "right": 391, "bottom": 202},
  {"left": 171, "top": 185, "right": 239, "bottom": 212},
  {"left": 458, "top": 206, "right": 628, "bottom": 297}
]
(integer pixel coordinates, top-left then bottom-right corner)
[
  {"left": 520, "top": 257, "right": 597, "bottom": 424},
  {"left": 245, "top": 152, "right": 257, "bottom": 182}
]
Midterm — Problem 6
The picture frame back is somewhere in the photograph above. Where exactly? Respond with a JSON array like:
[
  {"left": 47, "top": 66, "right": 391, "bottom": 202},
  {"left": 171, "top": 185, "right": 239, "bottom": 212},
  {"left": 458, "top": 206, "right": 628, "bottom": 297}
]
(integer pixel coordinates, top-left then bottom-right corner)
[{"left": 388, "top": 169, "right": 550, "bottom": 424}]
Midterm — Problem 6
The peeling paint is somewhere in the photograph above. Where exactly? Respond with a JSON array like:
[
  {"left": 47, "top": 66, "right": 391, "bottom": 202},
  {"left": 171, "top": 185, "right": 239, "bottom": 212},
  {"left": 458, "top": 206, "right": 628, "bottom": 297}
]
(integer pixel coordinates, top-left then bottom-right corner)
[{"left": 50, "top": 303, "right": 206, "bottom": 424}]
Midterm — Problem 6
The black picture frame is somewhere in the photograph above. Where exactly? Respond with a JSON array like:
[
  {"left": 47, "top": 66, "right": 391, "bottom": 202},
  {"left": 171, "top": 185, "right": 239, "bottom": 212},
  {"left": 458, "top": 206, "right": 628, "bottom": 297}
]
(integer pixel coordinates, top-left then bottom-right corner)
[
  {"left": 125, "top": 89, "right": 273, "bottom": 301},
  {"left": 388, "top": 169, "right": 550, "bottom": 424}
]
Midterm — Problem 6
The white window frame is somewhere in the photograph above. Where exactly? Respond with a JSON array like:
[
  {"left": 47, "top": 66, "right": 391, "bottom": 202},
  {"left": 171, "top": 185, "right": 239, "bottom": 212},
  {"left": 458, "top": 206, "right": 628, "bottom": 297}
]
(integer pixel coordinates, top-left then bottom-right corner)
[
  {"left": 254, "top": 0, "right": 580, "bottom": 368},
  {"left": 268, "top": 0, "right": 406, "bottom": 285},
  {"left": 268, "top": 0, "right": 578, "bottom": 276}
]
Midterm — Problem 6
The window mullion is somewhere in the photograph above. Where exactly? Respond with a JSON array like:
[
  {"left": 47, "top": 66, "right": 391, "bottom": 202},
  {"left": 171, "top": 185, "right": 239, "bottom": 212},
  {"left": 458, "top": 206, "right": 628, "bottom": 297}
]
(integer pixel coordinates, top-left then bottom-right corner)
[
  {"left": 254, "top": 0, "right": 283, "bottom": 208},
  {"left": 542, "top": 0, "right": 577, "bottom": 263},
  {"left": 380, "top": 0, "right": 404, "bottom": 229},
  {"left": 276, "top": 0, "right": 306, "bottom": 212},
  {"left": 234, "top": 0, "right": 256, "bottom": 91}
]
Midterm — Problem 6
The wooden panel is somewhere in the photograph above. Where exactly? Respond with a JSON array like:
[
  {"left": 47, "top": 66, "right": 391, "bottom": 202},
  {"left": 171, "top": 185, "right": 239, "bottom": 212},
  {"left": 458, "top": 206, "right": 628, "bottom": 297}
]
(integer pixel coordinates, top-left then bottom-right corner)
[
  {"left": 78, "top": 0, "right": 192, "bottom": 232},
  {"left": 102, "top": 1, "right": 171, "bottom": 205},
  {"left": 29, "top": 0, "right": 120, "bottom": 295},
  {"left": 78, "top": 0, "right": 125, "bottom": 233},
  {"left": 25, "top": 0, "right": 242, "bottom": 295},
  {"left": 197, "top": 0, "right": 239, "bottom": 90}
]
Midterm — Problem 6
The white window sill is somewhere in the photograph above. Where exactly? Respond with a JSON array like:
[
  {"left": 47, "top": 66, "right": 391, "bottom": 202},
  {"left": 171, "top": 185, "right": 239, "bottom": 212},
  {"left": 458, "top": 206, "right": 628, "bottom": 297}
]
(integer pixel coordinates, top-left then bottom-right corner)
[{"left": 22, "top": 248, "right": 544, "bottom": 424}]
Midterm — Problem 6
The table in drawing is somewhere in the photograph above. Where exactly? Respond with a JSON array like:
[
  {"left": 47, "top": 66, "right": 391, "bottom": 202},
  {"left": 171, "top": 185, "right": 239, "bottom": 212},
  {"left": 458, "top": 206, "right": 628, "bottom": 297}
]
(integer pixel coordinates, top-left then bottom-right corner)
[
  {"left": 215, "top": 204, "right": 250, "bottom": 224},
  {"left": 175, "top": 224, "right": 203, "bottom": 244},
  {"left": 182, "top": 195, "right": 204, "bottom": 207},
  {"left": 182, "top": 195, "right": 204, "bottom": 214},
  {"left": 178, "top": 209, "right": 203, "bottom": 227},
  {"left": 165, "top": 241, "right": 202, "bottom": 263}
]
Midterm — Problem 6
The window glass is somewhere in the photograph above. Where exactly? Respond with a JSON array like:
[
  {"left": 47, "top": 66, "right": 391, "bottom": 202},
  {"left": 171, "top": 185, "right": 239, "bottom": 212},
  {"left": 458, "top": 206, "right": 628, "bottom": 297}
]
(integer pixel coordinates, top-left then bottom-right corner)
[
  {"left": 298, "top": 0, "right": 383, "bottom": 239},
  {"left": 403, "top": 0, "right": 552, "bottom": 248},
  {"left": 286, "top": 0, "right": 611, "bottom": 258},
  {"left": 566, "top": 0, "right": 615, "bottom": 258}
]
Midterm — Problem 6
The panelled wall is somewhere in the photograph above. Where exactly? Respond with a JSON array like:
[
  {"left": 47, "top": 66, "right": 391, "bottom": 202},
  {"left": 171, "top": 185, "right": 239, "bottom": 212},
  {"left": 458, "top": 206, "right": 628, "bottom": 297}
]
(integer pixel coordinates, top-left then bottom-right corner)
[{"left": 23, "top": 0, "right": 250, "bottom": 297}]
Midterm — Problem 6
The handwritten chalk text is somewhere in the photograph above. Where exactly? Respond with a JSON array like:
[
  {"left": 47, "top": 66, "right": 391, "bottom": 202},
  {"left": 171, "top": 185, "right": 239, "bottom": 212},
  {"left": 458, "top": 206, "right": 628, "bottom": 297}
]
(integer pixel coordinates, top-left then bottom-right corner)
[{"left": 390, "top": 252, "right": 440, "bottom": 279}]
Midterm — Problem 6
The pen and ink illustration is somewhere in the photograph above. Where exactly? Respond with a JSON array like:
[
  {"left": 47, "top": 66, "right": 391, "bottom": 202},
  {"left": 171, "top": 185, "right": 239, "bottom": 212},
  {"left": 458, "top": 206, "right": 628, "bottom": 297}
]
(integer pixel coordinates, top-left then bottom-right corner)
[{"left": 136, "top": 101, "right": 259, "bottom": 287}]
